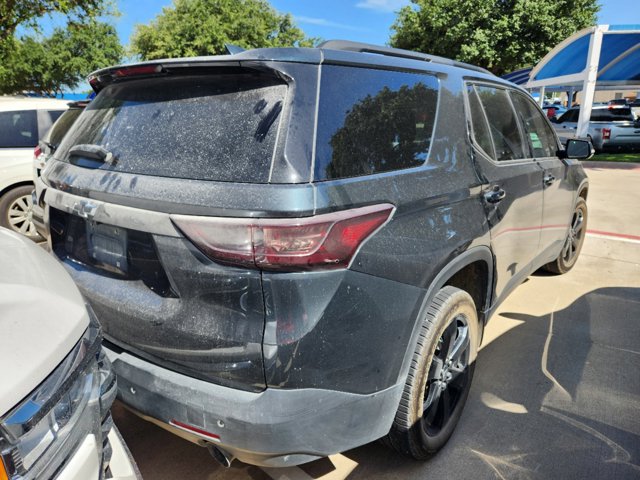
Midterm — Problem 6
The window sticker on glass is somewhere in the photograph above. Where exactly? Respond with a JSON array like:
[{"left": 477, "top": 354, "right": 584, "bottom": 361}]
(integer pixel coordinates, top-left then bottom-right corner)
[{"left": 529, "top": 132, "right": 543, "bottom": 149}]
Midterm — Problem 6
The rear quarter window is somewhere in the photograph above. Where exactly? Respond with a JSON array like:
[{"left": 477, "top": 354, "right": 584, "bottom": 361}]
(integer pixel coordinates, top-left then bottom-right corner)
[
  {"left": 55, "top": 72, "right": 287, "bottom": 183},
  {"left": 314, "top": 66, "right": 439, "bottom": 181},
  {"left": 43, "top": 109, "right": 84, "bottom": 147}
]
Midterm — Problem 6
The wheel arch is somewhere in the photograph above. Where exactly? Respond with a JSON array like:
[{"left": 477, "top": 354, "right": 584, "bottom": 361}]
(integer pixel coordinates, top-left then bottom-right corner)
[
  {"left": 395, "top": 246, "right": 494, "bottom": 387},
  {"left": 0, "top": 180, "right": 34, "bottom": 200},
  {"left": 577, "top": 181, "right": 589, "bottom": 201}
]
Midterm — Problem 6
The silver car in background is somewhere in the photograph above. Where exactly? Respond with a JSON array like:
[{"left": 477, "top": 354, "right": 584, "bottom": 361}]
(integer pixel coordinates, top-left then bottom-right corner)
[{"left": 552, "top": 104, "right": 640, "bottom": 152}]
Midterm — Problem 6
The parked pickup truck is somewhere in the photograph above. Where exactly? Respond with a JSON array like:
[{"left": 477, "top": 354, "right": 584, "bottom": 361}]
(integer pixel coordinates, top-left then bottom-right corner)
[
  {"left": 0, "top": 227, "right": 140, "bottom": 480},
  {"left": 552, "top": 104, "right": 640, "bottom": 151}
]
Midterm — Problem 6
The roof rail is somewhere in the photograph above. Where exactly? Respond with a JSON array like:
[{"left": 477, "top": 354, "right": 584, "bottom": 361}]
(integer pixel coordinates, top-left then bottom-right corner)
[{"left": 318, "top": 40, "right": 491, "bottom": 75}]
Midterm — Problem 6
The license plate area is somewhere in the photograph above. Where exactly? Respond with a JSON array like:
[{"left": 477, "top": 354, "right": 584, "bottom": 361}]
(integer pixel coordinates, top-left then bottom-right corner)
[
  {"left": 86, "top": 222, "right": 128, "bottom": 275},
  {"left": 50, "top": 207, "right": 175, "bottom": 297}
]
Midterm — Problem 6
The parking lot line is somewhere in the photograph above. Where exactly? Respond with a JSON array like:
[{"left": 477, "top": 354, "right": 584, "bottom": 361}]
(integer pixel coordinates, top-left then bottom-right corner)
[{"left": 587, "top": 230, "right": 640, "bottom": 243}]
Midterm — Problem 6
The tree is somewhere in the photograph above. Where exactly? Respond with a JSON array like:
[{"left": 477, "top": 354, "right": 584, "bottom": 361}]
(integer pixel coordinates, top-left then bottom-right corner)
[
  {"left": 0, "top": 21, "right": 123, "bottom": 95},
  {"left": 0, "top": 0, "right": 111, "bottom": 49},
  {"left": 131, "top": 0, "right": 317, "bottom": 60},
  {"left": 390, "top": 0, "right": 599, "bottom": 76}
]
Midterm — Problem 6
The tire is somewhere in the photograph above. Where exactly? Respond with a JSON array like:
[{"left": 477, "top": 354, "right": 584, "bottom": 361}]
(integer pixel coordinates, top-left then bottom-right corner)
[
  {"left": 586, "top": 136, "right": 601, "bottom": 154},
  {"left": 385, "top": 286, "right": 479, "bottom": 459},
  {"left": 543, "top": 197, "right": 587, "bottom": 275},
  {"left": 0, "top": 185, "right": 43, "bottom": 242}
]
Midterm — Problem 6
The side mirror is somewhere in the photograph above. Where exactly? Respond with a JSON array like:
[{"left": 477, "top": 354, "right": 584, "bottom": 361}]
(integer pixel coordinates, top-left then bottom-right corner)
[{"left": 558, "top": 138, "right": 594, "bottom": 160}]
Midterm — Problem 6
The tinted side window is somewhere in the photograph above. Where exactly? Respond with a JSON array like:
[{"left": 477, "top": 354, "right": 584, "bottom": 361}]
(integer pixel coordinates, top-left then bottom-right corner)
[
  {"left": 466, "top": 85, "right": 495, "bottom": 158},
  {"left": 558, "top": 109, "right": 579, "bottom": 123},
  {"left": 315, "top": 66, "right": 438, "bottom": 181},
  {"left": 48, "top": 110, "right": 65, "bottom": 124},
  {"left": 590, "top": 107, "right": 634, "bottom": 122},
  {"left": 475, "top": 86, "right": 526, "bottom": 161},
  {"left": 0, "top": 110, "right": 38, "bottom": 148},
  {"left": 43, "top": 109, "right": 84, "bottom": 147},
  {"left": 510, "top": 92, "right": 558, "bottom": 158}
]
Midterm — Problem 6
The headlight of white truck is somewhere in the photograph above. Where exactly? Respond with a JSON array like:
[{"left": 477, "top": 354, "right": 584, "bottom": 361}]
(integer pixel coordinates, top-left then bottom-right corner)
[{"left": 0, "top": 322, "right": 102, "bottom": 480}]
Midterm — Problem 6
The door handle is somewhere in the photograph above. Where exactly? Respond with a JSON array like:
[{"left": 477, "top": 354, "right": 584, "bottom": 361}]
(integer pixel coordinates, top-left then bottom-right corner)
[
  {"left": 484, "top": 186, "right": 506, "bottom": 204},
  {"left": 544, "top": 174, "right": 556, "bottom": 186}
]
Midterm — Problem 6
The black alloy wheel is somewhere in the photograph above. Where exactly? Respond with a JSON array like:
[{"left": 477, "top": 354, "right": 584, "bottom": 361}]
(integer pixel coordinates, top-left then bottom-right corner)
[
  {"left": 385, "top": 286, "right": 479, "bottom": 459},
  {"left": 544, "top": 197, "right": 588, "bottom": 274},
  {"left": 422, "top": 315, "right": 471, "bottom": 437}
]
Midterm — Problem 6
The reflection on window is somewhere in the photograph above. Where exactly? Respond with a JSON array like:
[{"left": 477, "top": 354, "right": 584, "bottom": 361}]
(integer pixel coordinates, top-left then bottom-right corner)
[
  {"left": 315, "top": 66, "right": 438, "bottom": 180},
  {"left": 510, "top": 92, "right": 558, "bottom": 158},
  {"left": 475, "top": 86, "right": 526, "bottom": 161},
  {"left": 467, "top": 85, "right": 495, "bottom": 158}
]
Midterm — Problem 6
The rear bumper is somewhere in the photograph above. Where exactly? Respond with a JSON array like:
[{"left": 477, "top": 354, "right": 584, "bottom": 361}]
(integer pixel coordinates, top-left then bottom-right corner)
[{"left": 104, "top": 344, "right": 403, "bottom": 467}]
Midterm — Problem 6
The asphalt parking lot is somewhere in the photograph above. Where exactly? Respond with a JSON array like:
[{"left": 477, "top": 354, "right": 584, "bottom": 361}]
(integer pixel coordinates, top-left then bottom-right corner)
[{"left": 113, "top": 160, "right": 640, "bottom": 480}]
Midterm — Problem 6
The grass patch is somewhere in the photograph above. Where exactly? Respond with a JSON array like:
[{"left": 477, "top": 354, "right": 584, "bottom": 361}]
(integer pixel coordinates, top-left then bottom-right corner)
[{"left": 590, "top": 152, "right": 640, "bottom": 162}]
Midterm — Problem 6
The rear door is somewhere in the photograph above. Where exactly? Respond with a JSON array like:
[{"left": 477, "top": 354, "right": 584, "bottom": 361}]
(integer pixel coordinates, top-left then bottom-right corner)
[
  {"left": 510, "top": 91, "right": 575, "bottom": 260},
  {"left": 465, "top": 83, "right": 544, "bottom": 301}
]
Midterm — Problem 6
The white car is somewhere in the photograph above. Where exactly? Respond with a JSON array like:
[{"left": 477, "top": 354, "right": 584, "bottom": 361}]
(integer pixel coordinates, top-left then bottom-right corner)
[
  {"left": 0, "top": 96, "right": 69, "bottom": 241},
  {"left": 0, "top": 227, "right": 140, "bottom": 480}
]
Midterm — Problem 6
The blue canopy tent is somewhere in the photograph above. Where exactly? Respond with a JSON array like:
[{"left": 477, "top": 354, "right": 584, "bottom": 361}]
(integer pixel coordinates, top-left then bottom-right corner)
[{"left": 522, "top": 25, "right": 640, "bottom": 138}]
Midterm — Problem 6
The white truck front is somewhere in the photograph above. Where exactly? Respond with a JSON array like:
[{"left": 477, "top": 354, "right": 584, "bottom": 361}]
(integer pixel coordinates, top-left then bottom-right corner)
[{"left": 0, "top": 227, "right": 139, "bottom": 480}]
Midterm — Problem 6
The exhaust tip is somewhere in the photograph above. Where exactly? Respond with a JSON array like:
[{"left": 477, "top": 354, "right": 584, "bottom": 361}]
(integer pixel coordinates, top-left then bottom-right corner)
[{"left": 207, "top": 444, "right": 235, "bottom": 468}]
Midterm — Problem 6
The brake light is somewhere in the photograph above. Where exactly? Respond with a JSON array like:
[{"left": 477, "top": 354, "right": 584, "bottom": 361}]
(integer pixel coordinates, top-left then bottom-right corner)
[
  {"left": 34, "top": 145, "right": 41, "bottom": 158},
  {"left": 113, "top": 65, "right": 162, "bottom": 78},
  {"left": 602, "top": 128, "right": 611, "bottom": 140},
  {"left": 172, "top": 204, "right": 395, "bottom": 271}
]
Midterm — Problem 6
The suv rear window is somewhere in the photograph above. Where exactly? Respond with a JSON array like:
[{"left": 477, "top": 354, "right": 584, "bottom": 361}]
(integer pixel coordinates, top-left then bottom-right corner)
[
  {"left": 55, "top": 72, "right": 287, "bottom": 183},
  {"left": 314, "top": 66, "right": 438, "bottom": 181}
]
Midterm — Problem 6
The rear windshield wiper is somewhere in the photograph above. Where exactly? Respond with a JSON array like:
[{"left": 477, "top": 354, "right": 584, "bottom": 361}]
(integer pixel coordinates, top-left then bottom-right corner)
[{"left": 68, "top": 144, "right": 115, "bottom": 164}]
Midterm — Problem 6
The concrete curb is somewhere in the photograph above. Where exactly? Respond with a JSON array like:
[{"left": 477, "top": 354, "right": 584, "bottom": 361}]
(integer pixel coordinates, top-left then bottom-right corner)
[{"left": 581, "top": 160, "right": 640, "bottom": 170}]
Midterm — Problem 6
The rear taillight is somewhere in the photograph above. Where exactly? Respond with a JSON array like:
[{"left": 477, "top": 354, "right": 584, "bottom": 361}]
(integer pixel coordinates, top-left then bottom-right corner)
[
  {"left": 602, "top": 128, "right": 611, "bottom": 140},
  {"left": 33, "top": 145, "right": 42, "bottom": 159},
  {"left": 172, "top": 204, "right": 395, "bottom": 271}
]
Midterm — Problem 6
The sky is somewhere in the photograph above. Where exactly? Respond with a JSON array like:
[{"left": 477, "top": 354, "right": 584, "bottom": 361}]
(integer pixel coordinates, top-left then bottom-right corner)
[
  {"left": 109, "top": 0, "right": 639, "bottom": 48},
  {"left": 29, "top": 0, "right": 639, "bottom": 95}
]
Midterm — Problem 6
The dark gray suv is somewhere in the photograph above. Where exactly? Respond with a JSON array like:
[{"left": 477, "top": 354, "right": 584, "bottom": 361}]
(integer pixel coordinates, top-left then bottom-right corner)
[{"left": 38, "top": 41, "right": 590, "bottom": 467}]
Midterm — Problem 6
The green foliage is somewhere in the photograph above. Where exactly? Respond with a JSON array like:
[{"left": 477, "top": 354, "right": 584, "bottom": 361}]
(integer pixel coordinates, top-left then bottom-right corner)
[
  {"left": 0, "top": 21, "right": 123, "bottom": 95},
  {"left": 0, "top": 0, "right": 111, "bottom": 45},
  {"left": 391, "top": 0, "right": 599, "bottom": 75},
  {"left": 131, "top": 0, "right": 317, "bottom": 60}
]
